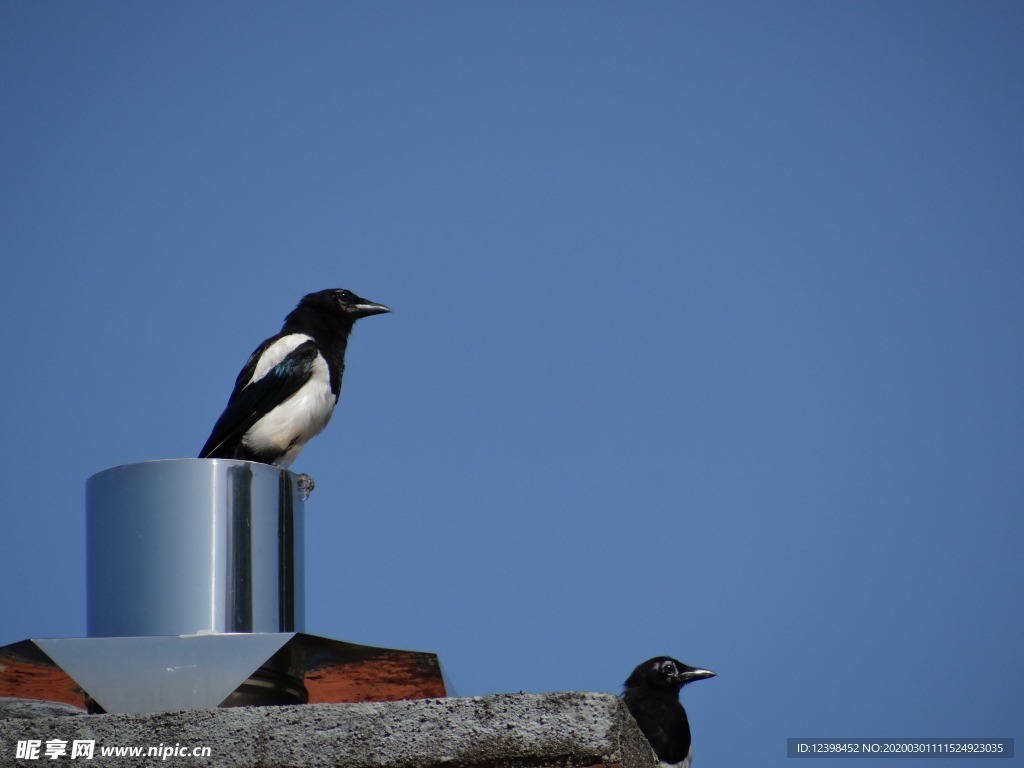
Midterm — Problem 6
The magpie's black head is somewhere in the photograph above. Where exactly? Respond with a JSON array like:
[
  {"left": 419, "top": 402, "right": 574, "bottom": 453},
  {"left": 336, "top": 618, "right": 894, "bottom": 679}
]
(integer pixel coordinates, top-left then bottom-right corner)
[
  {"left": 625, "top": 656, "right": 716, "bottom": 695},
  {"left": 294, "top": 288, "right": 391, "bottom": 320}
]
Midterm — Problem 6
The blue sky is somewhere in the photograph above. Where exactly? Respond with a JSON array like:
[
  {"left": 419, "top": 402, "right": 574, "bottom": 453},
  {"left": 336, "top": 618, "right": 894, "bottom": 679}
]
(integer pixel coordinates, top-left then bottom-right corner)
[{"left": 1, "top": 2, "right": 1021, "bottom": 765}]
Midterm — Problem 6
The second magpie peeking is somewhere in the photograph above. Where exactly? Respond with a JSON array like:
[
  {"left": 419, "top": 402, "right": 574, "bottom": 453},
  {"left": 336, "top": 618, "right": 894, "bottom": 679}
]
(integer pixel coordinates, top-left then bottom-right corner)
[
  {"left": 623, "top": 656, "right": 716, "bottom": 768},
  {"left": 199, "top": 288, "right": 390, "bottom": 468}
]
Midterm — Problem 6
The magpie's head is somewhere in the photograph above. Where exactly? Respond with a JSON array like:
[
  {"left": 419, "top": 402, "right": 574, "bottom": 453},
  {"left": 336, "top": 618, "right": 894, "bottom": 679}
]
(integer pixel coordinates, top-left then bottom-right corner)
[
  {"left": 298, "top": 288, "right": 391, "bottom": 320},
  {"left": 625, "top": 656, "right": 716, "bottom": 694},
  {"left": 282, "top": 289, "right": 390, "bottom": 340}
]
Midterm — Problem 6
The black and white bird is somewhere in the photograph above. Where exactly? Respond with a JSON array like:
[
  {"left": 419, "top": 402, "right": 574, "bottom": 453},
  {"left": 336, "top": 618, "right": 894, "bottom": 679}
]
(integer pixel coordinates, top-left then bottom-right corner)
[
  {"left": 623, "top": 656, "right": 716, "bottom": 768},
  {"left": 199, "top": 288, "right": 390, "bottom": 468}
]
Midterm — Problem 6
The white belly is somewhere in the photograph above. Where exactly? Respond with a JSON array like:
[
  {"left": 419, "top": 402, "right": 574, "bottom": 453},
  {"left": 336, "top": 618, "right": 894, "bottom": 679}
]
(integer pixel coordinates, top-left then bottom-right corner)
[
  {"left": 242, "top": 352, "right": 336, "bottom": 467},
  {"left": 662, "top": 746, "right": 693, "bottom": 768}
]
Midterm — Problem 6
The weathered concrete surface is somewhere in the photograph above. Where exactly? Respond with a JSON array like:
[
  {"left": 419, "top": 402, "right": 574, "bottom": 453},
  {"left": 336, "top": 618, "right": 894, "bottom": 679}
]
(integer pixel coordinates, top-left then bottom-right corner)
[
  {"left": 0, "top": 698, "right": 84, "bottom": 720},
  {"left": 0, "top": 692, "right": 658, "bottom": 768}
]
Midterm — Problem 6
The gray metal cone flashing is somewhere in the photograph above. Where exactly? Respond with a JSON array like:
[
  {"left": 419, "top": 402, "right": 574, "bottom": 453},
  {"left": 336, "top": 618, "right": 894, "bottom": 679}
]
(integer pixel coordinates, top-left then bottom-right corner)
[{"left": 34, "top": 634, "right": 295, "bottom": 714}]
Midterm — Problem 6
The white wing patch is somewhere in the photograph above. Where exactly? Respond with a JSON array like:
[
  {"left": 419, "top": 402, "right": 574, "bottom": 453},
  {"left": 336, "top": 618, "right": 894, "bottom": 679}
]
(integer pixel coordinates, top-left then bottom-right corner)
[
  {"left": 250, "top": 334, "right": 314, "bottom": 382},
  {"left": 242, "top": 334, "right": 337, "bottom": 468}
]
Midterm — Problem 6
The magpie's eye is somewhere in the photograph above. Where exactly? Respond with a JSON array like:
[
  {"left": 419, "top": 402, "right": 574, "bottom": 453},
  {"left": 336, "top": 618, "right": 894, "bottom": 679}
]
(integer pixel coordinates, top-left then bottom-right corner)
[{"left": 661, "top": 661, "right": 677, "bottom": 675}]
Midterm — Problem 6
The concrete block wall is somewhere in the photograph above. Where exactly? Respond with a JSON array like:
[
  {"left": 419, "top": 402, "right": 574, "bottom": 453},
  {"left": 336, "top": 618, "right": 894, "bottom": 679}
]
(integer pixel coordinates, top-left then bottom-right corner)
[{"left": 0, "top": 692, "right": 658, "bottom": 768}]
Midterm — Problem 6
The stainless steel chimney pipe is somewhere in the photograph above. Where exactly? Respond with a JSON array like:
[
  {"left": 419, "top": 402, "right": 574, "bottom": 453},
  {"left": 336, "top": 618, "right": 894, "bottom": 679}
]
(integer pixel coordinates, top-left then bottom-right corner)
[
  {"left": 0, "top": 457, "right": 446, "bottom": 713},
  {"left": 86, "top": 459, "right": 304, "bottom": 638}
]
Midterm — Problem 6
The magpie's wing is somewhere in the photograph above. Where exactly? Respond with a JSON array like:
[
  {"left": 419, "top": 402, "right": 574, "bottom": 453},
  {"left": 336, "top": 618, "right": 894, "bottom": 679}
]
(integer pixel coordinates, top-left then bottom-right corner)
[
  {"left": 199, "top": 340, "right": 320, "bottom": 459},
  {"left": 624, "top": 692, "right": 691, "bottom": 763}
]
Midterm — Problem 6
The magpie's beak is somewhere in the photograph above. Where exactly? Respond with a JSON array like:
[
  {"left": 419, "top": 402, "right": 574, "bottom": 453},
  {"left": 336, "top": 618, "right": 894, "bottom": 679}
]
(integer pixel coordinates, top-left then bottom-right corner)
[
  {"left": 352, "top": 301, "right": 391, "bottom": 318},
  {"left": 676, "top": 667, "right": 716, "bottom": 684}
]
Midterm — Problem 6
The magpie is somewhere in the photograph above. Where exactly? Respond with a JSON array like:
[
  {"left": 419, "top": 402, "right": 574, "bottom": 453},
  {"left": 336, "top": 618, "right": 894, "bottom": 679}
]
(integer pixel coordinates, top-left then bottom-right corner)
[
  {"left": 623, "top": 656, "right": 716, "bottom": 768},
  {"left": 199, "top": 288, "right": 390, "bottom": 468}
]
